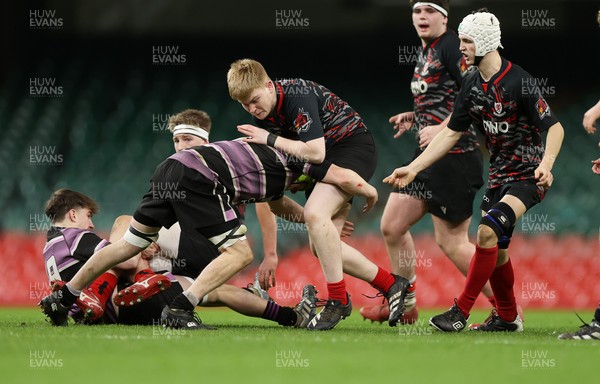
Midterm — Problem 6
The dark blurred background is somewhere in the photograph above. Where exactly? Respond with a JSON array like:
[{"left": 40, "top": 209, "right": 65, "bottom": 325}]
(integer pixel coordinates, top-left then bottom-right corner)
[{"left": 0, "top": 0, "right": 599, "bottom": 251}]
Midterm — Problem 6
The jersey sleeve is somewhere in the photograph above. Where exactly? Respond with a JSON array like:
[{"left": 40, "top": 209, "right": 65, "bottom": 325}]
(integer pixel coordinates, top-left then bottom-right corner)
[
  {"left": 447, "top": 88, "right": 472, "bottom": 132},
  {"left": 518, "top": 74, "right": 559, "bottom": 132},
  {"left": 284, "top": 87, "right": 324, "bottom": 142},
  {"left": 284, "top": 155, "right": 332, "bottom": 182},
  {"left": 302, "top": 160, "right": 333, "bottom": 181},
  {"left": 72, "top": 232, "right": 109, "bottom": 262}
]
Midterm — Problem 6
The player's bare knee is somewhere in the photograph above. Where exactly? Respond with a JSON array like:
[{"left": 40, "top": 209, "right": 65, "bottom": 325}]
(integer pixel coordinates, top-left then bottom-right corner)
[
  {"left": 477, "top": 225, "right": 498, "bottom": 247},
  {"left": 303, "top": 211, "right": 322, "bottom": 227},
  {"left": 109, "top": 215, "right": 134, "bottom": 242},
  {"left": 115, "top": 214, "right": 132, "bottom": 226},
  {"left": 381, "top": 219, "right": 409, "bottom": 239},
  {"left": 111, "top": 215, "right": 132, "bottom": 232},
  {"left": 226, "top": 239, "right": 253, "bottom": 267},
  {"left": 303, "top": 204, "right": 331, "bottom": 227},
  {"left": 241, "top": 245, "right": 253, "bottom": 266}
]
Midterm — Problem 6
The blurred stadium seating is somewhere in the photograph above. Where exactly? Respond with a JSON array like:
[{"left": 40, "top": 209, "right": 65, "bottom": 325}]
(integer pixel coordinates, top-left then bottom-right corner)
[
  {"left": 5, "top": 232, "right": 599, "bottom": 309},
  {"left": 0, "top": 50, "right": 597, "bottom": 235}
]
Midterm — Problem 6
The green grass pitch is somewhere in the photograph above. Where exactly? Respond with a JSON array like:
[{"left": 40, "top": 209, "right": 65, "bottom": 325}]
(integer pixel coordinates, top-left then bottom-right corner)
[{"left": 1, "top": 307, "right": 597, "bottom": 384}]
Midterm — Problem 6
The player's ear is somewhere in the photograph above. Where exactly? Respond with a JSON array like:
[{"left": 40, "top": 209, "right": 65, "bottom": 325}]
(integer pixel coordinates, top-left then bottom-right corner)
[
  {"left": 68, "top": 208, "right": 77, "bottom": 222},
  {"left": 266, "top": 80, "right": 274, "bottom": 91}
]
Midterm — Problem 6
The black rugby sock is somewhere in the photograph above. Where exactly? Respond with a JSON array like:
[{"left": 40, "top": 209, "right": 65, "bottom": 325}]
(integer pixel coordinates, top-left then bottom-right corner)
[
  {"left": 58, "top": 285, "right": 78, "bottom": 307},
  {"left": 170, "top": 293, "right": 195, "bottom": 311},
  {"left": 262, "top": 301, "right": 296, "bottom": 326}
]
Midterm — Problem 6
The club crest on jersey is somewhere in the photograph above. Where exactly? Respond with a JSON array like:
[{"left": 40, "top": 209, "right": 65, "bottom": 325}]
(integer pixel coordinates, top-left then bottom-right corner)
[
  {"left": 294, "top": 108, "right": 312, "bottom": 133},
  {"left": 535, "top": 97, "right": 551, "bottom": 119},
  {"left": 492, "top": 101, "right": 507, "bottom": 118},
  {"left": 494, "top": 102, "right": 503, "bottom": 115}
]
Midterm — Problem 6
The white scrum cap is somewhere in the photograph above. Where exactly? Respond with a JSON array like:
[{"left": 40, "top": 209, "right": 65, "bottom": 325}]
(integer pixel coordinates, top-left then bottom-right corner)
[{"left": 458, "top": 11, "right": 503, "bottom": 57}]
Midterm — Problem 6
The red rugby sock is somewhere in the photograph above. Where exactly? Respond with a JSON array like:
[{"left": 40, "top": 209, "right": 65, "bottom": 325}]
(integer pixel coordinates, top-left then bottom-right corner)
[{"left": 456, "top": 245, "right": 498, "bottom": 317}]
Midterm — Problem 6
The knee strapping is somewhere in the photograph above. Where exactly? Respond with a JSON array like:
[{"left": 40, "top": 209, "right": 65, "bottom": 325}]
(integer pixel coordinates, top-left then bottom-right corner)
[
  {"left": 123, "top": 225, "right": 159, "bottom": 248},
  {"left": 480, "top": 202, "right": 516, "bottom": 244},
  {"left": 497, "top": 233, "right": 513, "bottom": 249},
  {"left": 209, "top": 224, "right": 247, "bottom": 249}
]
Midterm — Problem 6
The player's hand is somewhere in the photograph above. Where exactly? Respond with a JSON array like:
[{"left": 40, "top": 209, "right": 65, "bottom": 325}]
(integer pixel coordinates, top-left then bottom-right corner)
[
  {"left": 340, "top": 220, "right": 354, "bottom": 237},
  {"left": 582, "top": 104, "right": 599, "bottom": 134},
  {"left": 389, "top": 112, "right": 415, "bottom": 139},
  {"left": 287, "top": 175, "right": 314, "bottom": 193},
  {"left": 383, "top": 166, "right": 417, "bottom": 189},
  {"left": 257, "top": 256, "right": 277, "bottom": 290},
  {"left": 288, "top": 182, "right": 304, "bottom": 193},
  {"left": 140, "top": 242, "right": 160, "bottom": 260},
  {"left": 592, "top": 158, "right": 600, "bottom": 175},
  {"left": 237, "top": 124, "right": 269, "bottom": 145},
  {"left": 362, "top": 184, "right": 378, "bottom": 213},
  {"left": 418, "top": 124, "right": 443, "bottom": 148},
  {"left": 534, "top": 163, "right": 554, "bottom": 188}
]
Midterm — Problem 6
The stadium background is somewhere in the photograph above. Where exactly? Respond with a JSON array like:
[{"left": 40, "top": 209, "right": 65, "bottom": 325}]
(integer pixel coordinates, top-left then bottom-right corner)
[{"left": 1, "top": 0, "right": 598, "bottom": 310}]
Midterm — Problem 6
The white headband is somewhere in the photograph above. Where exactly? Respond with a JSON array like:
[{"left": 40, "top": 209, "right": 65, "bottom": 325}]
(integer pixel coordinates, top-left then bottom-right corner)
[
  {"left": 172, "top": 124, "right": 209, "bottom": 141},
  {"left": 413, "top": 2, "right": 448, "bottom": 17}
]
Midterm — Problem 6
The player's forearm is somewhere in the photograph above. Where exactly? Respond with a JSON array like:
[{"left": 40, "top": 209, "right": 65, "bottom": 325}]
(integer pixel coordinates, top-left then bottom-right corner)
[
  {"left": 273, "top": 136, "right": 325, "bottom": 163},
  {"left": 268, "top": 197, "right": 305, "bottom": 223},
  {"left": 541, "top": 122, "right": 564, "bottom": 171},
  {"left": 410, "top": 127, "right": 461, "bottom": 173},
  {"left": 255, "top": 202, "right": 277, "bottom": 257}
]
